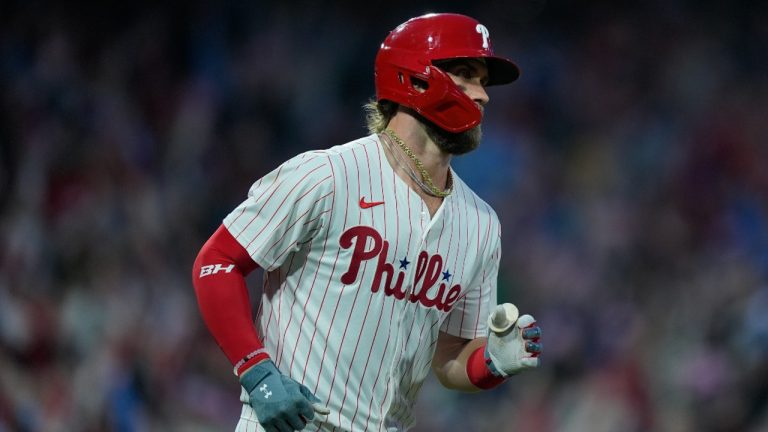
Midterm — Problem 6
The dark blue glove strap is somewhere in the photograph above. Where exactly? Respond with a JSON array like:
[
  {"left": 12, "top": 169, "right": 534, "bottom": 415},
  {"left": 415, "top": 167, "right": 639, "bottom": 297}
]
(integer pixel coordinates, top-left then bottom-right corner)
[{"left": 483, "top": 345, "right": 505, "bottom": 377}]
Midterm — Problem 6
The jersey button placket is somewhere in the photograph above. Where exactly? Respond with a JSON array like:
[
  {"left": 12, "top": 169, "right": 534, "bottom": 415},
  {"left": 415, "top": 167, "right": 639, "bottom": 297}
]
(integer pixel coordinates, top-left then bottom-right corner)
[{"left": 386, "top": 214, "right": 424, "bottom": 416}]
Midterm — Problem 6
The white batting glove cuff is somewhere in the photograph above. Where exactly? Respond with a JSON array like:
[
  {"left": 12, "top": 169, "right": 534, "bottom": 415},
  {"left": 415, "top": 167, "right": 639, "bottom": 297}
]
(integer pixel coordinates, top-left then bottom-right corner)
[{"left": 485, "top": 304, "right": 542, "bottom": 377}]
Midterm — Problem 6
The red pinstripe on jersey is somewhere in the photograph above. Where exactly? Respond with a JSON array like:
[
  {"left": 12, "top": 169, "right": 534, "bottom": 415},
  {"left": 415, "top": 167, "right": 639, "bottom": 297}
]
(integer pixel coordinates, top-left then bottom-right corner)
[
  {"left": 322, "top": 145, "right": 372, "bottom": 430},
  {"left": 310, "top": 152, "right": 351, "bottom": 394},
  {"left": 347, "top": 142, "right": 392, "bottom": 426},
  {"left": 287, "top": 181, "right": 337, "bottom": 375}
]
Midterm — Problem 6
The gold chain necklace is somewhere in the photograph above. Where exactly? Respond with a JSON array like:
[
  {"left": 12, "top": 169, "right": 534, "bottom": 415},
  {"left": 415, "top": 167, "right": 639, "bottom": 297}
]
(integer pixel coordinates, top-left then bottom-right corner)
[
  {"left": 382, "top": 128, "right": 452, "bottom": 198},
  {"left": 380, "top": 131, "right": 433, "bottom": 195}
]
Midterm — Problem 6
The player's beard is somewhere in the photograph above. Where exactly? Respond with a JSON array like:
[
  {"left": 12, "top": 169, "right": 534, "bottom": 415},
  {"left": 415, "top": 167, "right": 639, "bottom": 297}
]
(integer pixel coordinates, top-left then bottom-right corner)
[{"left": 419, "top": 115, "right": 482, "bottom": 155}]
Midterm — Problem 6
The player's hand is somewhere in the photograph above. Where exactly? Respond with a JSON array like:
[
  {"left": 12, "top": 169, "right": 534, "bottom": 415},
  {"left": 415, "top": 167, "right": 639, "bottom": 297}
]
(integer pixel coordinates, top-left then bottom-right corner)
[
  {"left": 484, "top": 303, "right": 542, "bottom": 377},
  {"left": 239, "top": 360, "right": 326, "bottom": 432}
]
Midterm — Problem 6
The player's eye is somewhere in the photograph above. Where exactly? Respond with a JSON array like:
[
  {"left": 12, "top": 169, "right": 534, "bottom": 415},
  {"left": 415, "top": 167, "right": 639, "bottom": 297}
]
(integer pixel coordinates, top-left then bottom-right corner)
[
  {"left": 434, "top": 60, "right": 487, "bottom": 85},
  {"left": 453, "top": 65, "right": 487, "bottom": 86},
  {"left": 453, "top": 66, "right": 473, "bottom": 79}
]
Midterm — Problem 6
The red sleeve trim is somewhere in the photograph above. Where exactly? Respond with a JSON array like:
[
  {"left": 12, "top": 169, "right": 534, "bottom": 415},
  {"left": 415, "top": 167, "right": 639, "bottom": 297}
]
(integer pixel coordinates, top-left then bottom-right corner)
[
  {"left": 466, "top": 345, "right": 506, "bottom": 390},
  {"left": 192, "top": 224, "right": 270, "bottom": 375}
]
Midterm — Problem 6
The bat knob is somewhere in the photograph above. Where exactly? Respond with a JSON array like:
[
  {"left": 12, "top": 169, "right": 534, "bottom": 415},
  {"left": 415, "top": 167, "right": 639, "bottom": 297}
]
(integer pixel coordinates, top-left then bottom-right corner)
[
  {"left": 313, "top": 404, "right": 331, "bottom": 416},
  {"left": 488, "top": 303, "right": 519, "bottom": 334}
]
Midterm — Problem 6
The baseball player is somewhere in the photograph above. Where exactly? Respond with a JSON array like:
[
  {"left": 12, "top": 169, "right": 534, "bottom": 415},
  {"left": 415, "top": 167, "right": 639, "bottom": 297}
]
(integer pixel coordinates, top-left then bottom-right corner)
[{"left": 192, "top": 13, "right": 542, "bottom": 432}]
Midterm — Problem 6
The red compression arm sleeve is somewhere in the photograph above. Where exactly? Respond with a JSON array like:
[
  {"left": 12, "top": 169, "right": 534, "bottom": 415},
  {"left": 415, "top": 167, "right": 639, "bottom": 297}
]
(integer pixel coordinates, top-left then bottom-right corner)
[{"left": 192, "top": 224, "right": 270, "bottom": 375}]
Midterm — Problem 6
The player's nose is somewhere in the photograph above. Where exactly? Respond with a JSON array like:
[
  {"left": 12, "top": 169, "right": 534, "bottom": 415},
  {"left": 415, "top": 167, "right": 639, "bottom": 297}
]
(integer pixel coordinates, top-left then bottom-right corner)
[{"left": 469, "top": 82, "right": 489, "bottom": 107}]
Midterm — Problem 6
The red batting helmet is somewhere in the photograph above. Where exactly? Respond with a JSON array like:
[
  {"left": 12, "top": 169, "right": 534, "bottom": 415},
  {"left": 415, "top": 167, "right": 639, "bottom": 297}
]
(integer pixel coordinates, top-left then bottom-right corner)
[{"left": 375, "top": 13, "right": 520, "bottom": 133}]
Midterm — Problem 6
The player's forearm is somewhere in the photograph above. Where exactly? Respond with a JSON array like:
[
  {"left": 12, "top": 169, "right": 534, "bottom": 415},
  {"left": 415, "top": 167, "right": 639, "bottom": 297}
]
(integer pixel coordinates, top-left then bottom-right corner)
[
  {"left": 192, "top": 224, "right": 269, "bottom": 375},
  {"left": 432, "top": 334, "right": 487, "bottom": 392}
]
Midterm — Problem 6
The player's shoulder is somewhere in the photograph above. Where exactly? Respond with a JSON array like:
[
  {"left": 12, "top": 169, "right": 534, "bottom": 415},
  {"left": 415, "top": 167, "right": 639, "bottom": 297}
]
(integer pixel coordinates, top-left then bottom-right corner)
[
  {"left": 322, "top": 134, "right": 380, "bottom": 158},
  {"left": 294, "top": 134, "right": 380, "bottom": 173},
  {"left": 288, "top": 134, "right": 376, "bottom": 162},
  {"left": 277, "top": 135, "right": 378, "bottom": 179},
  {"left": 278, "top": 149, "right": 334, "bottom": 177},
  {"left": 451, "top": 172, "right": 501, "bottom": 228}
]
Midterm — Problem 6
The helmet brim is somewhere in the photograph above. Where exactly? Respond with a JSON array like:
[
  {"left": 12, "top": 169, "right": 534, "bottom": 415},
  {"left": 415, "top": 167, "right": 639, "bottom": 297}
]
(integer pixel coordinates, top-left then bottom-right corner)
[
  {"left": 485, "top": 56, "right": 520, "bottom": 86},
  {"left": 432, "top": 55, "right": 520, "bottom": 86}
]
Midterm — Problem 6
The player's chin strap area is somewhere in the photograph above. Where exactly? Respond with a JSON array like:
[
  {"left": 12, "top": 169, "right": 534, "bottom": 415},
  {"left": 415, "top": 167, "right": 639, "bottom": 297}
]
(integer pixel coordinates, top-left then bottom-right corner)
[{"left": 466, "top": 303, "right": 542, "bottom": 389}]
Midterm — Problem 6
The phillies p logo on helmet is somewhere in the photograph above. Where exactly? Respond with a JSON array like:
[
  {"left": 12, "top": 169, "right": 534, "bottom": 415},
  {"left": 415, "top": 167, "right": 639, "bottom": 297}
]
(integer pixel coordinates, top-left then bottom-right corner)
[{"left": 476, "top": 24, "right": 490, "bottom": 49}]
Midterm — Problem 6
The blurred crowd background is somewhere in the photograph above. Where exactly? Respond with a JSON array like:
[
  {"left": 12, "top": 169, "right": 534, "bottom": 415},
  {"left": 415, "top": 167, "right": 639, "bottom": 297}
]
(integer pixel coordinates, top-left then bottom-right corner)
[{"left": 1, "top": 0, "right": 767, "bottom": 431}]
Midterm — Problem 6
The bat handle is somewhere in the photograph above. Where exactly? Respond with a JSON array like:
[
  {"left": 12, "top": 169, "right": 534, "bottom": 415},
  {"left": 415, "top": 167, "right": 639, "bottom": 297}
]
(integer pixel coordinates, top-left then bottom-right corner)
[{"left": 488, "top": 303, "right": 519, "bottom": 334}]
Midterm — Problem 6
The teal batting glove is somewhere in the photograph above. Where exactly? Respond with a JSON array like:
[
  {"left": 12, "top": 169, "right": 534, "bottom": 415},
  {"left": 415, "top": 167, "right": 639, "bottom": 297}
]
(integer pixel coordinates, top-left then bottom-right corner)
[{"left": 239, "top": 360, "right": 326, "bottom": 432}]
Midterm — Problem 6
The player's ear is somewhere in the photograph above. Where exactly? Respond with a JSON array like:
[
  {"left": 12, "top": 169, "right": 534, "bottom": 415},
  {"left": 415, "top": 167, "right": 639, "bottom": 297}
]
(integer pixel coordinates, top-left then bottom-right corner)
[{"left": 410, "top": 76, "right": 429, "bottom": 93}]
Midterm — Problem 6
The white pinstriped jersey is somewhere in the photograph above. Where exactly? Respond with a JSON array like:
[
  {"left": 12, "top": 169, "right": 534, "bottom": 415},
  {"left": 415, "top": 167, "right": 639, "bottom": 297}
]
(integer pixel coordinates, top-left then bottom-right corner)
[{"left": 224, "top": 134, "right": 500, "bottom": 432}]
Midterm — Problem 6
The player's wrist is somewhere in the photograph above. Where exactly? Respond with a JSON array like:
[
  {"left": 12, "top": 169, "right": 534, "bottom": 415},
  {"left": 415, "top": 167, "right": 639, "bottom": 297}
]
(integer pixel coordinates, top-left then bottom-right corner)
[
  {"left": 234, "top": 348, "right": 271, "bottom": 377},
  {"left": 483, "top": 345, "right": 506, "bottom": 377},
  {"left": 466, "top": 344, "right": 507, "bottom": 390},
  {"left": 239, "top": 359, "right": 275, "bottom": 390}
]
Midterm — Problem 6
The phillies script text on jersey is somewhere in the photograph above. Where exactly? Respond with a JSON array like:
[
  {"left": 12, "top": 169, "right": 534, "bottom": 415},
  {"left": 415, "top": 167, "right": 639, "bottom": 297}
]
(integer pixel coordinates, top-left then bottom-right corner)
[{"left": 340, "top": 225, "right": 461, "bottom": 311}]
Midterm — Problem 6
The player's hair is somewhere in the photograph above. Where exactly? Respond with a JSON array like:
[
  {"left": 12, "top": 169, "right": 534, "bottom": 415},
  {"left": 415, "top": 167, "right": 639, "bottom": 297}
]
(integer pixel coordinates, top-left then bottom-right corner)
[{"left": 364, "top": 99, "right": 399, "bottom": 134}]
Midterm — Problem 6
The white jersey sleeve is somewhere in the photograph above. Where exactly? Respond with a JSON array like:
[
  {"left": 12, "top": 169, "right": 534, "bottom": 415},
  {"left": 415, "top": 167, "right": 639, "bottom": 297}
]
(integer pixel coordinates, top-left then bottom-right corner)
[
  {"left": 439, "top": 225, "right": 500, "bottom": 340},
  {"left": 223, "top": 152, "right": 335, "bottom": 271}
]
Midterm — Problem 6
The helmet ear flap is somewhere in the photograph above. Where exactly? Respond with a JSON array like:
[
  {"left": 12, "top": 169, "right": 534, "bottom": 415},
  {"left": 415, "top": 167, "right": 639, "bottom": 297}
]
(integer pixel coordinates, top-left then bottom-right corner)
[
  {"left": 377, "top": 62, "right": 481, "bottom": 133},
  {"left": 386, "top": 65, "right": 430, "bottom": 95},
  {"left": 416, "top": 65, "right": 482, "bottom": 132}
]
